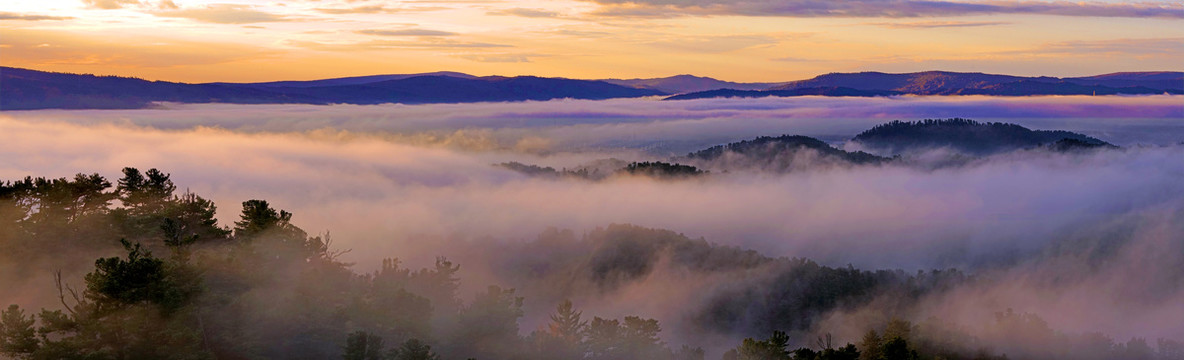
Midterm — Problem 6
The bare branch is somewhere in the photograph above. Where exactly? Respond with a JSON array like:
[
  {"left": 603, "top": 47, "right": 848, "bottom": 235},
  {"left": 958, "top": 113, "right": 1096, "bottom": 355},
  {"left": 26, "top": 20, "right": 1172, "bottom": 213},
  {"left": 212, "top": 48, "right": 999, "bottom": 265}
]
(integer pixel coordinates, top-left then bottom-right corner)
[{"left": 54, "top": 270, "right": 76, "bottom": 316}]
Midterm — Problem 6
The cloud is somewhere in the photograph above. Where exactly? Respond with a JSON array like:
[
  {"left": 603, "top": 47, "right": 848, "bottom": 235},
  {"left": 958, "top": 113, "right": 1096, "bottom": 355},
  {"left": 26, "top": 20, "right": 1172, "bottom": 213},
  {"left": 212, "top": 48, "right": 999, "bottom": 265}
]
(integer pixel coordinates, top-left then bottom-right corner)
[
  {"left": 458, "top": 53, "right": 534, "bottom": 63},
  {"left": 312, "top": 5, "right": 449, "bottom": 14},
  {"left": 356, "top": 29, "right": 458, "bottom": 37},
  {"left": 0, "top": 12, "right": 74, "bottom": 21},
  {"left": 154, "top": 4, "right": 289, "bottom": 24},
  {"left": 315, "top": 5, "right": 389, "bottom": 14},
  {"left": 584, "top": 0, "right": 1184, "bottom": 19},
  {"left": 648, "top": 34, "right": 783, "bottom": 53},
  {"left": 1025, "top": 37, "right": 1184, "bottom": 56},
  {"left": 81, "top": 0, "right": 141, "bottom": 10},
  {"left": 542, "top": 29, "right": 614, "bottom": 38},
  {"left": 590, "top": 4, "right": 685, "bottom": 18},
  {"left": 771, "top": 56, "right": 826, "bottom": 62},
  {"left": 0, "top": 28, "right": 275, "bottom": 67},
  {"left": 289, "top": 39, "right": 511, "bottom": 51},
  {"left": 863, "top": 20, "right": 1011, "bottom": 28},
  {"left": 487, "top": 8, "right": 562, "bottom": 18}
]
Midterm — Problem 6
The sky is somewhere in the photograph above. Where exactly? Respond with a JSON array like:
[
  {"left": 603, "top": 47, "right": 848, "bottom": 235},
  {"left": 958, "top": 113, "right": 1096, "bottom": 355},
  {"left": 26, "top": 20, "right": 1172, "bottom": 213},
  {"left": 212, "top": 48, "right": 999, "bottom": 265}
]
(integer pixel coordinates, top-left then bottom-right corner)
[{"left": 1, "top": 0, "right": 1183, "bottom": 83}]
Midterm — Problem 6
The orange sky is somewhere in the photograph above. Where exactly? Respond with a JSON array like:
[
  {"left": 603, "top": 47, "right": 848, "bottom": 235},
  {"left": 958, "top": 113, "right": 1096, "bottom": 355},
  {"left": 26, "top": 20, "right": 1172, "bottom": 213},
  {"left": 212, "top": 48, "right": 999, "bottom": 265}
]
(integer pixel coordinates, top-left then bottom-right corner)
[{"left": 1, "top": 0, "right": 1182, "bottom": 82}]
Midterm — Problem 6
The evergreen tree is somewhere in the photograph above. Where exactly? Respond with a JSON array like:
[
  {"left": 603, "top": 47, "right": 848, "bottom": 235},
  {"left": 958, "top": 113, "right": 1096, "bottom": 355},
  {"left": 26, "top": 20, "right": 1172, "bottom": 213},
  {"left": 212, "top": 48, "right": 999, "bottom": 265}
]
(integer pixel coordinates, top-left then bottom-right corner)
[
  {"left": 0, "top": 305, "right": 38, "bottom": 358},
  {"left": 858, "top": 329, "right": 883, "bottom": 360},
  {"left": 343, "top": 331, "right": 384, "bottom": 360},
  {"left": 390, "top": 338, "right": 440, "bottom": 360}
]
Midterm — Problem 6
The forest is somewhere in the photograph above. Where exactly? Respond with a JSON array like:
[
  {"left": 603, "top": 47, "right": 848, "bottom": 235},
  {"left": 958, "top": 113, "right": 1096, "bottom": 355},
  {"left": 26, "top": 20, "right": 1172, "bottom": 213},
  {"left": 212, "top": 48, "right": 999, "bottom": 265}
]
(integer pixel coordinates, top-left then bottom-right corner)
[
  {"left": 850, "top": 119, "right": 1112, "bottom": 156},
  {"left": 2, "top": 168, "right": 1182, "bottom": 360}
]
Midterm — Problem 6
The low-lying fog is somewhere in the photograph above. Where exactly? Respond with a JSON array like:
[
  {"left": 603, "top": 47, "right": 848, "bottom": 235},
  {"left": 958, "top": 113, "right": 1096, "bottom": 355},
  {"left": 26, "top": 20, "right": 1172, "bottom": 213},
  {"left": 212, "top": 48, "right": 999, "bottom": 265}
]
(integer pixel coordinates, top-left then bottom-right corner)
[{"left": 2, "top": 95, "right": 1182, "bottom": 357}]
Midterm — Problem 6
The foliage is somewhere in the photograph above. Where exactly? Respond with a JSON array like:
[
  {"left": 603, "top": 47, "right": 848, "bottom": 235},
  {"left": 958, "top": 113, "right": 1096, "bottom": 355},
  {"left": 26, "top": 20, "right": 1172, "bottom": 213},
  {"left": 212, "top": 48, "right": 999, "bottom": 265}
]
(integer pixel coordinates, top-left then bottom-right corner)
[
  {"left": 2, "top": 168, "right": 1181, "bottom": 360},
  {"left": 621, "top": 161, "right": 706, "bottom": 179},
  {"left": 389, "top": 338, "right": 440, "bottom": 360},
  {"left": 686, "top": 135, "right": 888, "bottom": 169},
  {"left": 851, "top": 118, "right": 1114, "bottom": 156},
  {"left": 0, "top": 305, "right": 38, "bottom": 358},
  {"left": 343, "top": 331, "right": 385, "bottom": 360}
]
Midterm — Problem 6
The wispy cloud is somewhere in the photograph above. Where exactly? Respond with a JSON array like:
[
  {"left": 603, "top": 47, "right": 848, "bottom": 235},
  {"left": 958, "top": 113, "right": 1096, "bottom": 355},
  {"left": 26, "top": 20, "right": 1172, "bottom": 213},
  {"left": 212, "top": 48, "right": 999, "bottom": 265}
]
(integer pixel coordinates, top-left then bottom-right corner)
[
  {"left": 458, "top": 53, "right": 535, "bottom": 63},
  {"left": 289, "top": 39, "right": 511, "bottom": 51},
  {"left": 648, "top": 34, "right": 786, "bottom": 53},
  {"left": 1031, "top": 37, "right": 1184, "bottom": 55},
  {"left": 154, "top": 4, "right": 289, "bottom": 24},
  {"left": 313, "top": 5, "right": 449, "bottom": 14},
  {"left": 81, "top": 0, "right": 141, "bottom": 10},
  {"left": 771, "top": 56, "right": 826, "bottom": 62},
  {"left": 585, "top": 0, "right": 1184, "bottom": 19},
  {"left": 0, "top": 12, "right": 74, "bottom": 21},
  {"left": 0, "top": 28, "right": 274, "bottom": 67},
  {"left": 863, "top": 20, "right": 1011, "bottom": 29},
  {"left": 487, "top": 8, "right": 562, "bottom": 18},
  {"left": 356, "top": 29, "right": 458, "bottom": 37}
]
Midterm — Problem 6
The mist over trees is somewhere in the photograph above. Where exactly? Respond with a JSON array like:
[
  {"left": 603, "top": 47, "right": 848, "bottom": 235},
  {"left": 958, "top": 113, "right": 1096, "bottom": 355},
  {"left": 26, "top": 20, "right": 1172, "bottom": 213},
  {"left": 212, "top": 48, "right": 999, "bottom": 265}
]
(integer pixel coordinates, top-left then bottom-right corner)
[
  {"left": 2, "top": 168, "right": 1182, "bottom": 360},
  {"left": 684, "top": 135, "right": 888, "bottom": 172},
  {"left": 495, "top": 119, "right": 1132, "bottom": 181},
  {"left": 850, "top": 118, "right": 1113, "bottom": 156}
]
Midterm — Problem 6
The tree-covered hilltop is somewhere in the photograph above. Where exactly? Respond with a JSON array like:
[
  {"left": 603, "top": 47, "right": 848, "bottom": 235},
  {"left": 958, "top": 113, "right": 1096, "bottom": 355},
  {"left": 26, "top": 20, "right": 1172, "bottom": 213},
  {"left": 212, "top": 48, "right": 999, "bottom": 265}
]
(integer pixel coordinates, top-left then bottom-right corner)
[
  {"left": 496, "top": 159, "right": 629, "bottom": 181},
  {"left": 496, "top": 123, "right": 1122, "bottom": 179},
  {"left": 2, "top": 169, "right": 1181, "bottom": 360},
  {"left": 496, "top": 160, "right": 704, "bottom": 180},
  {"left": 850, "top": 118, "right": 1114, "bottom": 156},
  {"left": 684, "top": 135, "right": 889, "bottom": 172},
  {"left": 1046, "top": 138, "right": 1122, "bottom": 153},
  {"left": 621, "top": 161, "right": 707, "bottom": 178}
]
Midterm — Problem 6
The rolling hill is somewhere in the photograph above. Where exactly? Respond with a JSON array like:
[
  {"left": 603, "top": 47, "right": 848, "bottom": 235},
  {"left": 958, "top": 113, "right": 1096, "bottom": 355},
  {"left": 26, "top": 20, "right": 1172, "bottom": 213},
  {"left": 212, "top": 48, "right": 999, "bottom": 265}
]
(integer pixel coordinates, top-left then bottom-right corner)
[
  {"left": 0, "top": 67, "right": 666, "bottom": 110},
  {"left": 851, "top": 118, "right": 1114, "bottom": 156},
  {"left": 683, "top": 134, "right": 890, "bottom": 172},
  {"left": 4, "top": 67, "right": 1180, "bottom": 109}
]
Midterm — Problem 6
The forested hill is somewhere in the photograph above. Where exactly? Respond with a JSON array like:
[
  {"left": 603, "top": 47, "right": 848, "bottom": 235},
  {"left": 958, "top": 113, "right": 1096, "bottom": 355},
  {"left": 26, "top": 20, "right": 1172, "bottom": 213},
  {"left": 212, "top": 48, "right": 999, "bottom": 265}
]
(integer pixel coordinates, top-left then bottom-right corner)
[
  {"left": 0, "top": 66, "right": 665, "bottom": 110},
  {"left": 684, "top": 135, "right": 890, "bottom": 172},
  {"left": 495, "top": 120, "right": 1119, "bottom": 179},
  {"left": 851, "top": 118, "right": 1114, "bottom": 156}
]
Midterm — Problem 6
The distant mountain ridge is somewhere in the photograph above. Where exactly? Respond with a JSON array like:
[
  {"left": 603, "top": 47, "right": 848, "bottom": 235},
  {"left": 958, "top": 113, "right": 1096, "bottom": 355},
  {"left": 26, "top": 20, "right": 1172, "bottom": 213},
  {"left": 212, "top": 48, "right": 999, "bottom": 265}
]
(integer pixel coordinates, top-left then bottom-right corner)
[
  {"left": 668, "top": 70, "right": 1183, "bottom": 100},
  {"left": 211, "top": 71, "right": 478, "bottom": 88},
  {"left": 602, "top": 74, "right": 782, "bottom": 94},
  {"left": 2, "top": 67, "right": 1180, "bottom": 110},
  {"left": 0, "top": 67, "right": 664, "bottom": 110},
  {"left": 771, "top": 70, "right": 1183, "bottom": 94}
]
